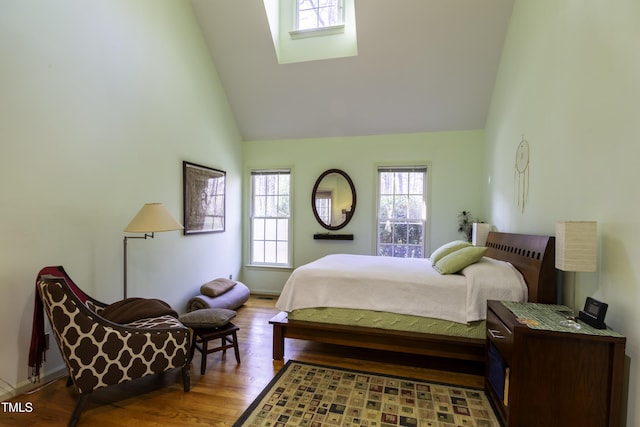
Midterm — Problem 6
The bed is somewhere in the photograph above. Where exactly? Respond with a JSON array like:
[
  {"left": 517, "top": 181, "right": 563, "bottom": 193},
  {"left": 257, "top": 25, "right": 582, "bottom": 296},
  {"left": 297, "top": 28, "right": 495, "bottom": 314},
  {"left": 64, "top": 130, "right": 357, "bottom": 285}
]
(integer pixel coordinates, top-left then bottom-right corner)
[{"left": 270, "top": 231, "right": 557, "bottom": 362}]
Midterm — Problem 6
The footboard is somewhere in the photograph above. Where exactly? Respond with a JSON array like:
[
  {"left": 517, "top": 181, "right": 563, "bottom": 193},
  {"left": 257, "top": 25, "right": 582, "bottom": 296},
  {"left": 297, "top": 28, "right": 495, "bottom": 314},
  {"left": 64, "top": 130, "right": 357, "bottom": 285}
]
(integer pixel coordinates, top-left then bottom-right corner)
[{"left": 270, "top": 312, "right": 485, "bottom": 362}]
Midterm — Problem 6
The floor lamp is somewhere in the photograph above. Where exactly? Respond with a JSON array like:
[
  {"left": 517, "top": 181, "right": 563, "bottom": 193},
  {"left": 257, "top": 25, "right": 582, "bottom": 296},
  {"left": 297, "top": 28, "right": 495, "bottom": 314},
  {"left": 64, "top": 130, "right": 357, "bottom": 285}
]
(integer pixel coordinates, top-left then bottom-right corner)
[
  {"left": 555, "top": 221, "right": 597, "bottom": 329},
  {"left": 123, "top": 203, "right": 183, "bottom": 298}
]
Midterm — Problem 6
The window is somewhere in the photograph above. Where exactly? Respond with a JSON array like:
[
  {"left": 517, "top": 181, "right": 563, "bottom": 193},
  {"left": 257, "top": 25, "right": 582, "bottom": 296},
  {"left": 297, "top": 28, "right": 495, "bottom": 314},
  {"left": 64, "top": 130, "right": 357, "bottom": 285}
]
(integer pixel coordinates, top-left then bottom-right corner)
[
  {"left": 377, "top": 167, "right": 427, "bottom": 258},
  {"left": 250, "top": 170, "right": 291, "bottom": 266},
  {"left": 314, "top": 190, "right": 332, "bottom": 225},
  {"left": 264, "top": 0, "right": 356, "bottom": 63},
  {"left": 296, "top": 0, "right": 344, "bottom": 31}
]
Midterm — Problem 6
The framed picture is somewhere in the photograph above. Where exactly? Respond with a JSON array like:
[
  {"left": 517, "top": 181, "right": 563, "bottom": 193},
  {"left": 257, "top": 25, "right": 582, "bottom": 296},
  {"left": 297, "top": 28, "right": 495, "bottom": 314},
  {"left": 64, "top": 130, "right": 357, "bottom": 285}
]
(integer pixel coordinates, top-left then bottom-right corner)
[{"left": 183, "top": 161, "right": 226, "bottom": 234}]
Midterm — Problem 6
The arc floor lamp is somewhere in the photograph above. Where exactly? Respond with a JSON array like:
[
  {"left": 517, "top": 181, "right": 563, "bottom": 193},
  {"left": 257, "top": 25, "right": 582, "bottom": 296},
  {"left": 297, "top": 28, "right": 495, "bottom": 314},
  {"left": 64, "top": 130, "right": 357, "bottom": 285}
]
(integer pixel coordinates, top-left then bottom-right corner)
[{"left": 123, "top": 203, "right": 183, "bottom": 298}]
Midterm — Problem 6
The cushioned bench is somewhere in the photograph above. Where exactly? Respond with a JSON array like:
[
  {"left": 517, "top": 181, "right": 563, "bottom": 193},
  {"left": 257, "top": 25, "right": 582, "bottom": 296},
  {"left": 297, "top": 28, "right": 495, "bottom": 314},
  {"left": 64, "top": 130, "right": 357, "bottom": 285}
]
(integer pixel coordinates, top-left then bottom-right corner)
[{"left": 186, "top": 280, "right": 250, "bottom": 312}]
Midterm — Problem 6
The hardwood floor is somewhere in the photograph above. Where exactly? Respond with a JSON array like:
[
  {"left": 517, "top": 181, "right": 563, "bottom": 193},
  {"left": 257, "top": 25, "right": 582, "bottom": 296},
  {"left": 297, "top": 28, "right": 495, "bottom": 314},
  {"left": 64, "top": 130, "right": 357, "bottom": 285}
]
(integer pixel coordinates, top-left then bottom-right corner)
[{"left": 1, "top": 296, "right": 483, "bottom": 426}]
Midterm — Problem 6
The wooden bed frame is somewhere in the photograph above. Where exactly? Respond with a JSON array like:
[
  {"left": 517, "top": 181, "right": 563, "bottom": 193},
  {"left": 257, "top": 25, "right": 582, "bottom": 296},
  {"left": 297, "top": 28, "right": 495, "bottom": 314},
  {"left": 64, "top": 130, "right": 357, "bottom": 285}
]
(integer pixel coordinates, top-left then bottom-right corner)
[{"left": 270, "top": 232, "right": 557, "bottom": 362}]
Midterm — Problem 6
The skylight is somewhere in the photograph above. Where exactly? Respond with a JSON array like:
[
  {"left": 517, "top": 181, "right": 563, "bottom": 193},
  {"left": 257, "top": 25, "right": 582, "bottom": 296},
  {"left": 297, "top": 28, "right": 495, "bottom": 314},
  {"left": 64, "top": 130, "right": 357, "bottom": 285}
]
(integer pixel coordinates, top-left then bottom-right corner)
[
  {"left": 263, "top": 0, "right": 357, "bottom": 64},
  {"left": 296, "top": 0, "right": 344, "bottom": 31}
]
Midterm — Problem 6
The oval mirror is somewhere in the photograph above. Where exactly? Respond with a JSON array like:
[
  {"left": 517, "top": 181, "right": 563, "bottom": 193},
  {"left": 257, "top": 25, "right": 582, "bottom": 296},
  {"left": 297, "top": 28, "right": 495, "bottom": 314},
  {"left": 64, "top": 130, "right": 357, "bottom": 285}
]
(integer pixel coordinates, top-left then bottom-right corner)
[{"left": 311, "top": 169, "right": 356, "bottom": 230}]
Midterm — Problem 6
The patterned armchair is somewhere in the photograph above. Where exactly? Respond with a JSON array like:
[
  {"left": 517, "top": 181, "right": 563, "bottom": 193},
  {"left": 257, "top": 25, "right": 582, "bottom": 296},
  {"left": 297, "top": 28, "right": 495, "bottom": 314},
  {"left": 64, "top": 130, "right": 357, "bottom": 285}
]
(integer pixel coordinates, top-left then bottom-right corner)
[{"left": 32, "top": 266, "right": 190, "bottom": 427}]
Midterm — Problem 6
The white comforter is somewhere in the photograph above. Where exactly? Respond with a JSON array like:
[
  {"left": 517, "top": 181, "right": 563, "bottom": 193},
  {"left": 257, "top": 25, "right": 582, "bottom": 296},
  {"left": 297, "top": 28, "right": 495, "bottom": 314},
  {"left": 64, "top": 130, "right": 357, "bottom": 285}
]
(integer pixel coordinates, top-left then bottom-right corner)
[{"left": 276, "top": 254, "right": 527, "bottom": 324}]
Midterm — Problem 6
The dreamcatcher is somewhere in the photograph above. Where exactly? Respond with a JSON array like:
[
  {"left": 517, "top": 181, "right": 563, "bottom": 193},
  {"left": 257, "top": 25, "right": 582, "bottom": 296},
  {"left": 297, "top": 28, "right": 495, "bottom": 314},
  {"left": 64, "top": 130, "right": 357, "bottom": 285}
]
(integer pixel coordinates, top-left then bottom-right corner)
[{"left": 514, "top": 135, "right": 529, "bottom": 213}]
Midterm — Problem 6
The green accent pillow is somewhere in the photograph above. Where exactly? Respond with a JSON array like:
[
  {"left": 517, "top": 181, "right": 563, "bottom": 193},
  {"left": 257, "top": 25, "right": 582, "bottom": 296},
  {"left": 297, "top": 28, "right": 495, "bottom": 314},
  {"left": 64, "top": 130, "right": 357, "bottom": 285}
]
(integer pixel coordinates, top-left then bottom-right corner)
[
  {"left": 430, "top": 240, "right": 472, "bottom": 265},
  {"left": 434, "top": 246, "right": 488, "bottom": 274},
  {"left": 179, "top": 308, "right": 236, "bottom": 328}
]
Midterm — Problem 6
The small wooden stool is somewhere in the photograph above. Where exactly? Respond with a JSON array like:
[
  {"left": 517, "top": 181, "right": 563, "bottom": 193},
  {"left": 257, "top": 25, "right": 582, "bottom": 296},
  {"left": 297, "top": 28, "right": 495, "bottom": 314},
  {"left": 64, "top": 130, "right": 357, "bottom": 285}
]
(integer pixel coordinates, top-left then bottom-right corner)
[{"left": 190, "top": 322, "right": 240, "bottom": 374}]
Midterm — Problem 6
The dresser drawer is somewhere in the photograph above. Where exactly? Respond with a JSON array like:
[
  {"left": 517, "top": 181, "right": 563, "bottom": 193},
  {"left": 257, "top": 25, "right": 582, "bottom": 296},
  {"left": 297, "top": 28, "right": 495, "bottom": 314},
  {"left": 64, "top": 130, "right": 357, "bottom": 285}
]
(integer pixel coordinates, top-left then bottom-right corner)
[{"left": 486, "top": 308, "right": 513, "bottom": 362}]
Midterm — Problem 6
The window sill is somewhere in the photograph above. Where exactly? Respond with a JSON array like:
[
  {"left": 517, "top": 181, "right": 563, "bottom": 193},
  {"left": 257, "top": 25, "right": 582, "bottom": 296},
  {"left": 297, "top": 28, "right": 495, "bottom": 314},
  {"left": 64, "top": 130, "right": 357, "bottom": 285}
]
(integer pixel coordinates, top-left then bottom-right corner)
[
  {"left": 245, "top": 264, "right": 293, "bottom": 271},
  {"left": 289, "top": 24, "right": 345, "bottom": 39}
]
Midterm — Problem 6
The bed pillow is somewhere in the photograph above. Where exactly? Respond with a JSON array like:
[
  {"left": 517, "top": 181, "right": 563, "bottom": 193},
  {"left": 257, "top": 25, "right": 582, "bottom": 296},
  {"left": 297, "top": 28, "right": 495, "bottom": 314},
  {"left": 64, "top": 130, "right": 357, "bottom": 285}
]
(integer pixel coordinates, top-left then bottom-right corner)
[
  {"left": 430, "top": 240, "right": 472, "bottom": 265},
  {"left": 200, "top": 277, "right": 236, "bottom": 297},
  {"left": 434, "top": 246, "right": 488, "bottom": 274},
  {"left": 179, "top": 308, "right": 236, "bottom": 329}
]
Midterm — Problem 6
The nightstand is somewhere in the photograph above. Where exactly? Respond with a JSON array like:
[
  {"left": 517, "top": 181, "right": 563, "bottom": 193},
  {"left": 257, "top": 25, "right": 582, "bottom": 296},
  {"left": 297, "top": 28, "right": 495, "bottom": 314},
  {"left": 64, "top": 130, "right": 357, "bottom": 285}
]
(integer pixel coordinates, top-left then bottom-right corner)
[{"left": 485, "top": 300, "right": 626, "bottom": 427}]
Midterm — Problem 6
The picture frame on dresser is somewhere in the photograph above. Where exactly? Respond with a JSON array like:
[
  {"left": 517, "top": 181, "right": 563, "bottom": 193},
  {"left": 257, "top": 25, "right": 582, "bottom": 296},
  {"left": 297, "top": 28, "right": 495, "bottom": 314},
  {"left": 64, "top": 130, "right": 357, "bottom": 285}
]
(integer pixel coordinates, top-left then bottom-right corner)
[{"left": 183, "top": 161, "right": 226, "bottom": 235}]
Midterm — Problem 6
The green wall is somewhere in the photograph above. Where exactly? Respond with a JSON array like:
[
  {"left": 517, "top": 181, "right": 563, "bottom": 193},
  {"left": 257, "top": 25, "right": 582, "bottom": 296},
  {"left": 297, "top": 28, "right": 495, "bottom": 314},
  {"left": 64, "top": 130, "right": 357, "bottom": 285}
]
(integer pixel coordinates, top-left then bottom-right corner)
[
  {"left": 0, "top": 0, "right": 242, "bottom": 395},
  {"left": 485, "top": 1, "right": 640, "bottom": 424},
  {"left": 243, "top": 130, "right": 486, "bottom": 294}
]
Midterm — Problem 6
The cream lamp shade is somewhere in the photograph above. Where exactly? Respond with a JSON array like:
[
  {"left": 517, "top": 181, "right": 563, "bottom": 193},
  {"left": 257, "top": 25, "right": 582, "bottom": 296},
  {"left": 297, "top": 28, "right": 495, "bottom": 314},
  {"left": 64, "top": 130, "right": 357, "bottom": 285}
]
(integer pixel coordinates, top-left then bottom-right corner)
[
  {"left": 124, "top": 203, "right": 183, "bottom": 233},
  {"left": 555, "top": 221, "right": 597, "bottom": 272},
  {"left": 472, "top": 223, "right": 491, "bottom": 246}
]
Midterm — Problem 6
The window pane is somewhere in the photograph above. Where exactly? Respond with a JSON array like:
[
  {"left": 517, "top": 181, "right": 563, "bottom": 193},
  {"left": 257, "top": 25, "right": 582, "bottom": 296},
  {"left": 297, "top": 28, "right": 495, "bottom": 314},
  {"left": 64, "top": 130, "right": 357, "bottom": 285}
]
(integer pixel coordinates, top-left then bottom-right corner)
[
  {"left": 407, "top": 223, "right": 423, "bottom": 245},
  {"left": 393, "top": 245, "right": 409, "bottom": 258},
  {"left": 298, "top": 10, "right": 317, "bottom": 30},
  {"left": 409, "top": 173, "right": 424, "bottom": 193},
  {"left": 393, "top": 195, "right": 408, "bottom": 219},
  {"left": 253, "top": 175, "right": 265, "bottom": 194},
  {"left": 265, "top": 175, "right": 277, "bottom": 193},
  {"left": 317, "top": 7, "right": 333, "bottom": 27},
  {"left": 279, "top": 175, "right": 290, "bottom": 195},
  {"left": 379, "top": 244, "right": 393, "bottom": 257},
  {"left": 264, "top": 241, "right": 277, "bottom": 263},
  {"left": 378, "top": 222, "right": 392, "bottom": 243},
  {"left": 276, "top": 242, "right": 288, "bottom": 264},
  {"left": 266, "top": 195, "right": 278, "bottom": 217},
  {"left": 379, "top": 172, "right": 393, "bottom": 194},
  {"left": 252, "top": 241, "right": 264, "bottom": 263},
  {"left": 407, "top": 195, "right": 423, "bottom": 219},
  {"left": 277, "top": 219, "right": 289, "bottom": 240},
  {"left": 299, "top": 0, "right": 319, "bottom": 10},
  {"left": 278, "top": 195, "right": 290, "bottom": 217},
  {"left": 392, "top": 223, "right": 407, "bottom": 244},
  {"left": 378, "top": 196, "right": 393, "bottom": 220},
  {"left": 253, "top": 218, "right": 265, "bottom": 240},
  {"left": 253, "top": 195, "right": 265, "bottom": 216},
  {"left": 297, "top": 0, "right": 342, "bottom": 30},
  {"left": 264, "top": 218, "right": 277, "bottom": 240}
]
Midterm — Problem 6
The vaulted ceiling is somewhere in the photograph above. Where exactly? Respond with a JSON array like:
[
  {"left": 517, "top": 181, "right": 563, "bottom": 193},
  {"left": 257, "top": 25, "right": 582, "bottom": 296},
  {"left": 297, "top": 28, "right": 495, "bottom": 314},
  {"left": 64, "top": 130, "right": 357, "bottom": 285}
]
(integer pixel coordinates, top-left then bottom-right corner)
[{"left": 191, "top": 0, "right": 514, "bottom": 141}]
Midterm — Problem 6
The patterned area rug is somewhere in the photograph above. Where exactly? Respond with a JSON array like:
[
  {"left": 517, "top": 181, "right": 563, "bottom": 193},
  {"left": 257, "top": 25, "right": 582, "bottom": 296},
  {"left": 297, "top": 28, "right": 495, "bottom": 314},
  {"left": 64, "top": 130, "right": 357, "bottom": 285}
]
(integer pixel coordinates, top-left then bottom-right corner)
[{"left": 234, "top": 360, "right": 501, "bottom": 426}]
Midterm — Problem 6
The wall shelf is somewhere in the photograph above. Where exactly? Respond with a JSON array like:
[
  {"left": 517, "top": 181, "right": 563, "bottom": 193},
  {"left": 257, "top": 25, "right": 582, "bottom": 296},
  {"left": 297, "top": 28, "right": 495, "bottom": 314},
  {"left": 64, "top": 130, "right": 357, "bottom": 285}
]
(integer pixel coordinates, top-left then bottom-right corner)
[{"left": 313, "top": 233, "right": 354, "bottom": 240}]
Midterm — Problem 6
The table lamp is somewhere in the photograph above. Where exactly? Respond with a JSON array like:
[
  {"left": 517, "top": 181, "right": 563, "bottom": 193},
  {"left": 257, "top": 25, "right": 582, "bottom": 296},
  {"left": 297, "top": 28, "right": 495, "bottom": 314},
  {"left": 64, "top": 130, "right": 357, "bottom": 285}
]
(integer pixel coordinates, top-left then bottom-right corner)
[{"left": 555, "top": 221, "right": 597, "bottom": 328}]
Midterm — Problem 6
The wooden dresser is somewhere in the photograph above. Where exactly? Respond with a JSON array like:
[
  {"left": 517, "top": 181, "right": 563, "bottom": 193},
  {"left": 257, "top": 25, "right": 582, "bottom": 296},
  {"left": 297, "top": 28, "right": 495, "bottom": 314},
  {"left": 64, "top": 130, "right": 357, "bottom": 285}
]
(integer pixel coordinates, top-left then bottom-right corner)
[{"left": 485, "top": 300, "right": 626, "bottom": 427}]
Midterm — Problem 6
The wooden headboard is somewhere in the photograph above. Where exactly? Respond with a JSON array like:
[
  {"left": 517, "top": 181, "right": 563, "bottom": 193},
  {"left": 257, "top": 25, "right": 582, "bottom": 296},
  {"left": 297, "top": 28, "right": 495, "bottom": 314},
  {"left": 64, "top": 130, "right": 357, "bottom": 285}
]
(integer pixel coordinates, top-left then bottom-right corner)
[{"left": 484, "top": 231, "right": 557, "bottom": 303}]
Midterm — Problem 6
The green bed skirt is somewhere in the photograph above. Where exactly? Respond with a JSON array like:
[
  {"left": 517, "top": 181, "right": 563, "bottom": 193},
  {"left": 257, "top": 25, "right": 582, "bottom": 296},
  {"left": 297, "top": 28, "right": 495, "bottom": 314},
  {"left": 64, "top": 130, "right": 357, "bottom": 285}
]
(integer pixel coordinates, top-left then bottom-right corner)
[{"left": 288, "top": 307, "right": 486, "bottom": 340}]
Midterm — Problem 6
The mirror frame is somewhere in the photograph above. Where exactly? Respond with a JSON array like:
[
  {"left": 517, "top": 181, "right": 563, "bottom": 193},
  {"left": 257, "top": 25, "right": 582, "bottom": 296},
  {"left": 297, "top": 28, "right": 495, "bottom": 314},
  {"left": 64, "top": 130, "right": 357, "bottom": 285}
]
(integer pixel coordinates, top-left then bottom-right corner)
[{"left": 311, "top": 169, "right": 356, "bottom": 231}]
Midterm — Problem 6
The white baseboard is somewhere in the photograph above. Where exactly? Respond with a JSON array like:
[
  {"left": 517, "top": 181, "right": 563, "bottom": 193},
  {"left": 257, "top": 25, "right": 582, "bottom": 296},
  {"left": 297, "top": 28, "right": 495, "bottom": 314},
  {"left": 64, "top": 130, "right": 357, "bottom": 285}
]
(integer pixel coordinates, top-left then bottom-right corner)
[
  {"left": 0, "top": 365, "right": 67, "bottom": 401},
  {"left": 250, "top": 291, "right": 281, "bottom": 297}
]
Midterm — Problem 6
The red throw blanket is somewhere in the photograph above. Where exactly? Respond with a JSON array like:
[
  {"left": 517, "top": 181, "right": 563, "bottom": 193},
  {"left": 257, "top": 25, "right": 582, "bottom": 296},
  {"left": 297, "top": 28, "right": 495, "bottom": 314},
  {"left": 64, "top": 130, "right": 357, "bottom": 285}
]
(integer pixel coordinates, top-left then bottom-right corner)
[
  {"left": 29, "top": 266, "right": 81, "bottom": 383},
  {"left": 29, "top": 284, "right": 46, "bottom": 383}
]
